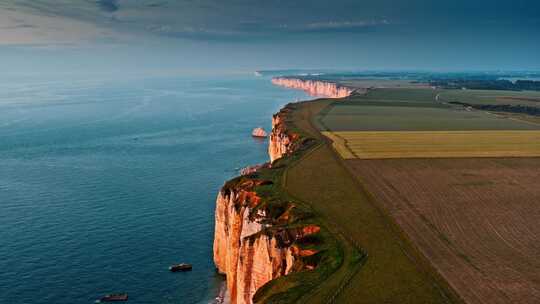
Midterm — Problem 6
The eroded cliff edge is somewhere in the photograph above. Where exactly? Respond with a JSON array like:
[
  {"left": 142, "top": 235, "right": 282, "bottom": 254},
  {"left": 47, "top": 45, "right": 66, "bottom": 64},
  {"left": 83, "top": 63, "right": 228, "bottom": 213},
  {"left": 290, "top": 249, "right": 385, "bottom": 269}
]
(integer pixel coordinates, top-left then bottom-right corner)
[
  {"left": 268, "top": 112, "right": 299, "bottom": 163},
  {"left": 272, "top": 77, "right": 353, "bottom": 98},
  {"left": 213, "top": 105, "right": 323, "bottom": 304},
  {"left": 214, "top": 179, "right": 293, "bottom": 304}
]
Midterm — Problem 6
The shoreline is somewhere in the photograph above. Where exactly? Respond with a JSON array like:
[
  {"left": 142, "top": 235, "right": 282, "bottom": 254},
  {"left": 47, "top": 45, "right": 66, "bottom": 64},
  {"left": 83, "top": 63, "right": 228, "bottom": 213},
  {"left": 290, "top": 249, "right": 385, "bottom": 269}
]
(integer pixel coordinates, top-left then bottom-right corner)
[
  {"left": 206, "top": 76, "right": 312, "bottom": 304},
  {"left": 211, "top": 77, "right": 356, "bottom": 303}
]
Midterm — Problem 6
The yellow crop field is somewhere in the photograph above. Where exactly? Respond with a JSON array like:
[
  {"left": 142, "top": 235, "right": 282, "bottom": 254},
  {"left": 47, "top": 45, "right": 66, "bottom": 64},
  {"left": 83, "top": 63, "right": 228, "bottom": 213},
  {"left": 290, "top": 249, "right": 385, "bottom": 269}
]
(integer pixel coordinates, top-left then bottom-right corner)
[{"left": 322, "top": 130, "right": 540, "bottom": 159}]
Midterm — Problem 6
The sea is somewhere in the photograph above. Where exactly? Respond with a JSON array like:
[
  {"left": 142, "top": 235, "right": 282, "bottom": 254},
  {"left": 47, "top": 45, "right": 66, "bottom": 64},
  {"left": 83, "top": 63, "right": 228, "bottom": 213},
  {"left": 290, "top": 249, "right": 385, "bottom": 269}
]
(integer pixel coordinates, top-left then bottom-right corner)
[{"left": 0, "top": 74, "right": 308, "bottom": 304}]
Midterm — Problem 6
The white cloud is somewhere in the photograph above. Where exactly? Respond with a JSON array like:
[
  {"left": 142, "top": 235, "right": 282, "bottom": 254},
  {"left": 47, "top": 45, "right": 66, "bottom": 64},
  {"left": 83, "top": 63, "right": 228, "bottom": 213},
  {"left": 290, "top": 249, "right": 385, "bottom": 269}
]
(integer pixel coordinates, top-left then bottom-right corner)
[{"left": 0, "top": 7, "right": 121, "bottom": 45}]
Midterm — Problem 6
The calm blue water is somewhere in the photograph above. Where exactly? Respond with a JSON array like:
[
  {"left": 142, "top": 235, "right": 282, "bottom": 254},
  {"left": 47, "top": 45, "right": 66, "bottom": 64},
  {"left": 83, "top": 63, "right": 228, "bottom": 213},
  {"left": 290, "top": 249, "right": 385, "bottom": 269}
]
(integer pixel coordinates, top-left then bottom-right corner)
[{"left": 0, "top": 74, "right": 307, "bottom": 304}]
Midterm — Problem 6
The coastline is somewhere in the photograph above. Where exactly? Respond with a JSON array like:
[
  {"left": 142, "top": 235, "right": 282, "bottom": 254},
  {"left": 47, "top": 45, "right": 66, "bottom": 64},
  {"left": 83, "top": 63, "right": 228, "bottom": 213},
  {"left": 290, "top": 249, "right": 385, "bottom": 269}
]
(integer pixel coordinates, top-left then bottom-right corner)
[
  {"left": 0, "top": 75, "right": 318, "bottom": 304},
  {"left": 211, "top": 77, "right": 356, "bottom": 304},
  {"left": 271, "top": 77, "right": 354, "bottom": 98},
  {"left": 211, "top": 76, "right": 469, "bottom": 304},
  {"left": 206, "top": 76, "right": 318, "bottom": 304}
]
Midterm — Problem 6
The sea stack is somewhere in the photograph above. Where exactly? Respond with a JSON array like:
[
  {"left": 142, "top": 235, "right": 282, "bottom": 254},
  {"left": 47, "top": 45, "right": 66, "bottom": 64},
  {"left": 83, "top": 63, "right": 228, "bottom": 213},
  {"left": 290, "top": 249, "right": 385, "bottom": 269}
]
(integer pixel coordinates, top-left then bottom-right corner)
[{"left": 251, "top": 127, "right": 268, "bottom": 138}]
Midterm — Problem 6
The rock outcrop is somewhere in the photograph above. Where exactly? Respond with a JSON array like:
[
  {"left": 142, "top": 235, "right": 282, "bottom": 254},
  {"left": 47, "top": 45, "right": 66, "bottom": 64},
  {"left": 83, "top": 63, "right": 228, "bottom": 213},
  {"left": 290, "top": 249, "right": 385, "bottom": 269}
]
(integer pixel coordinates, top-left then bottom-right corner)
[
  {"left": 213, "top": 178, "right": 319, "bottom": 304},
  {"left": 213, "top": 181, "right": 293, "bottom": 304},
  {"left": 272, "top": 77, "right": 353, "bottom": 98},
  {"left": 268, "top": 112, "right": 298, "bottom": 163}
]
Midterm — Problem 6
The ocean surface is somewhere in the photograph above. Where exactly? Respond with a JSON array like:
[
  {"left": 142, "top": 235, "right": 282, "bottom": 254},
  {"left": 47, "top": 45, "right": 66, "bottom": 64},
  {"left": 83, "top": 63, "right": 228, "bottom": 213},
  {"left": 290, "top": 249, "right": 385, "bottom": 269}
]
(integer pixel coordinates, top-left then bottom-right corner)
[{"left": 0, "top": 74, "right": 308, "bottom": 304}]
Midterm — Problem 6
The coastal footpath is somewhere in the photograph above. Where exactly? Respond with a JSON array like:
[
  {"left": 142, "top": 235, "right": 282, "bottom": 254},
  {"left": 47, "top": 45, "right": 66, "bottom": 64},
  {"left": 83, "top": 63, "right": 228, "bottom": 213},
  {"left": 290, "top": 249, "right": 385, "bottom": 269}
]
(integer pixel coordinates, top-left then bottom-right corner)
[{"left": 271, "top": 77, "right": 353, "bottom": 98}]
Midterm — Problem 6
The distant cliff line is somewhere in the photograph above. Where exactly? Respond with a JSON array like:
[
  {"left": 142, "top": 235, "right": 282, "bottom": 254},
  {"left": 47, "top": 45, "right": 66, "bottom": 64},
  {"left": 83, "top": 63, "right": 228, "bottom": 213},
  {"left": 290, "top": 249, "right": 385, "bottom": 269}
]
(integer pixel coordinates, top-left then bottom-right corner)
[{"left": 272, "top": 77, "right": 353, "bottom": 98}]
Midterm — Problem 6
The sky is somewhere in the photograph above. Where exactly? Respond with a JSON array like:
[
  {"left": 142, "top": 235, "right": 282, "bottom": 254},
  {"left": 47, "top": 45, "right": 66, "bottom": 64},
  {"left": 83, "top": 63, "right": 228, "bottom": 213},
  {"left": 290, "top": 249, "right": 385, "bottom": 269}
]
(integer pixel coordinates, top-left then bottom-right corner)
[{"left": 1, "top": 0, "right": 539, "bottom": 75}]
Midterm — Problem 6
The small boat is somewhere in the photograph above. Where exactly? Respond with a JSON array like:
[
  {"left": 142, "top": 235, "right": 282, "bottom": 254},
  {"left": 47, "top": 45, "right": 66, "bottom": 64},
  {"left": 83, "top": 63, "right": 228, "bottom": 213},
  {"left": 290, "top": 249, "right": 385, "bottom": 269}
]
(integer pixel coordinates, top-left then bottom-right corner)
[
  {"left": 95, "top": 293, "right": 128, "bottom": 303},
  {"left": 252, "top": 127, "right": 268, "bottom": 138},
  {"left": 169, "top": 263, "right": 192, "bottom": 272}
]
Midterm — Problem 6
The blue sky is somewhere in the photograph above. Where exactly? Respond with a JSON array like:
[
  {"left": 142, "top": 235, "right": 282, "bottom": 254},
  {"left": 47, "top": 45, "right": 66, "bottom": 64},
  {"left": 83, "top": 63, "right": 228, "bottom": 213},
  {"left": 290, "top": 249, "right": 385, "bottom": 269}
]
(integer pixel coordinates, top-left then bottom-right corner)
[{"left": 1, "top": 0, "right": 539, "bottom": 74}]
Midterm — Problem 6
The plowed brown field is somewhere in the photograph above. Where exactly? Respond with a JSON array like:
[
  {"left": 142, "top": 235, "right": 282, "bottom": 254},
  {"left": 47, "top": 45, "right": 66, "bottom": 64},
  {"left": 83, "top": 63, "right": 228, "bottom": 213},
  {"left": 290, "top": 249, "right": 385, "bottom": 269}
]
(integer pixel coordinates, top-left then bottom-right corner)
[{"left": 346, "top": 158, "right": 540, "bottom": 304}]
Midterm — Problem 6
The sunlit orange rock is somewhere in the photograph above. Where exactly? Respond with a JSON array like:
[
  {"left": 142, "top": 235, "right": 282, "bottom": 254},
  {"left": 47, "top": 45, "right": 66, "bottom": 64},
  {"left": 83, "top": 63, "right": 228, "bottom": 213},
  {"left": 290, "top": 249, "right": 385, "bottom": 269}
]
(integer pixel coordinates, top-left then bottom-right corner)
[
  {"left": 271, "top": 77, "right": 353, "bottom": 98},
  {"left": 213, "top": 188, "right": 295, "bottom": 304},
  {"left": 213, "top": 102, "right": 324, "bottom": 303},
  {"left": 268, "top": 112, "right": 298, "bottom": 163}
]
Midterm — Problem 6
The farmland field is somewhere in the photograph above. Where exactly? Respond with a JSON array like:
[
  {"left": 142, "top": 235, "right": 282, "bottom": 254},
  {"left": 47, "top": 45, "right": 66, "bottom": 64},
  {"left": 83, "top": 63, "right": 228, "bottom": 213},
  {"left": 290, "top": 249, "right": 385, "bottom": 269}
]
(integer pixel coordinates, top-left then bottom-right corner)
[
  {"left": 318, "top": 90, "right": 540, "bottom": 132},
  {"left": 345, "top": 158, "right": 540, "bottom": 304},
  {"left": 337, "top": 79, "right": 431, "bottom": 89},
  {"left": 318, "top": 88, "right": 540, "bottom": 159},
  {"left": 280, "top": 99, "right": 460, "bottom": 303},
  {"left": 313, "top": 87, "right": 540, "bottom": 303},
  {"left": 323, "top": 130, "right": 540, "bottom": 159},
  {"left": 438, "top": 89, "right": 540, "bottom": 108}
]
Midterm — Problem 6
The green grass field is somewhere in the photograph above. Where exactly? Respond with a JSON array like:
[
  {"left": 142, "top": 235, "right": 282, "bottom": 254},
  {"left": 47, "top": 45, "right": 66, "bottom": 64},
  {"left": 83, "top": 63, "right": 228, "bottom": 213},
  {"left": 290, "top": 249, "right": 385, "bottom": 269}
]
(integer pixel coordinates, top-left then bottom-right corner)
[
  {"left": 254, "top": 87, "right": 540, "bottom": 303},
  {"left": 438, "top": 89, "right": 540, "bottom": 108},
  {"left": 354, "top": 88, "right": 441, "bottom": 102},
  {"left": 263, "top": 98, "right": 460, "bottom": 303},
  {"left": 251, "top": 99, "right": 365, "bottom": 304},
  {"left": 318, "top": 89, "right": 540, "bottom": 132}
]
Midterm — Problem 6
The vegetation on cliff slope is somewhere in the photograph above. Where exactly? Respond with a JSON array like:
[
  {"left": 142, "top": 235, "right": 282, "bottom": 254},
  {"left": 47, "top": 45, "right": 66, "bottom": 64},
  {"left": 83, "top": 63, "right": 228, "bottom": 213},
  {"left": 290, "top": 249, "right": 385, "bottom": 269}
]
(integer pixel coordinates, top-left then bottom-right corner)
[{"left": 221, "top": 101, "right": 365, "bottom": 304}]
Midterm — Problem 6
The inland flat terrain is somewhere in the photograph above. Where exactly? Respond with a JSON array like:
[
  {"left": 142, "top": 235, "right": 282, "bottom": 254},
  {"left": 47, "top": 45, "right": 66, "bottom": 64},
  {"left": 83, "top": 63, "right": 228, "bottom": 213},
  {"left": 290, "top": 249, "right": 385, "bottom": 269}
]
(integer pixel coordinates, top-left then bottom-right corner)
[
  {"left": 312, "top": 86, "right": 540, "bottom": 303},
  {"left": 276, "top": 98, "right": 460, "bottom": 303},
  {"left": 347, "top": 157, "right": 540, "bottom": 303}
]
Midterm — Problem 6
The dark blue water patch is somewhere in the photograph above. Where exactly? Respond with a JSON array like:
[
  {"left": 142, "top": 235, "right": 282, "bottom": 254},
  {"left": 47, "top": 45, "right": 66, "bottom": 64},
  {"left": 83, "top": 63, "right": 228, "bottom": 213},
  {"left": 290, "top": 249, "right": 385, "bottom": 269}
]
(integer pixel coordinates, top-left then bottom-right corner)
[{"left": 0, "top": 75, "right": 308, "bottom": 304}]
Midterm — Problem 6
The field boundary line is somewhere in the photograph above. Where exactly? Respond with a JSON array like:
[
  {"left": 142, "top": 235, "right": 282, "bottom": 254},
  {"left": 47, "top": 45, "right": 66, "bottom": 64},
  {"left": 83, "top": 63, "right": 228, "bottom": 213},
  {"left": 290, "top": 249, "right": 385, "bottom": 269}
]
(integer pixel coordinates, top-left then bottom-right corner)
[{"left": 313, "top": 99, "right": 465, "bottom": 304}]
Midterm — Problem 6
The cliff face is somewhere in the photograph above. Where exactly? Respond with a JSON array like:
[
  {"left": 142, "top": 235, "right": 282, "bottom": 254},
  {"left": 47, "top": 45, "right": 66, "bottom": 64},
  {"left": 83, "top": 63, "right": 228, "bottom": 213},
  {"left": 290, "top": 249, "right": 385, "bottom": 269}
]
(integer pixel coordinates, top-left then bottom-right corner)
[
  {"left": 213, "top": 182, "right": 294, "bottom": 304},
  {"left": 272, "top": 77, "right": 353, "bottom": 98},
  {"left": 268, "top": 113, "right": 296, "bottom": 163},
  {"left": 213, "top": 178, "right": 319, "bottom": 304},
  {"left": 214, "top": 100, "right": 322, "bottom": 304}
]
